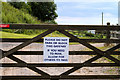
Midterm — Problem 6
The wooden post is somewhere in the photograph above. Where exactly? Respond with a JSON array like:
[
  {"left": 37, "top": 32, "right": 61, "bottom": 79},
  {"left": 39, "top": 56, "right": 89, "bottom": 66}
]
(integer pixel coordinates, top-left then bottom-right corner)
[
  {"left": 118, "top": 55, "right": 120, "bottom": 75},
  {"left": 118, "top": 22, "right": 120, "bottom": 75},
  {"left": 106, "top": 22, "right": 111, "bottom": 46},
  {"left": 107, "top": 22, "right": 110, "bottom": 39}
]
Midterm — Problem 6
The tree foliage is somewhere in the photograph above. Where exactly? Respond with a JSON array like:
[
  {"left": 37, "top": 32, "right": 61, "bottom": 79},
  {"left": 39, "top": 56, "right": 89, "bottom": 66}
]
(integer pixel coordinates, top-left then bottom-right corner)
[
  {"left": 9, "top": 2, "right": 58, "bottom": 22},
  {"left": 9, "top": 2, "right": 32, "bottom": 13},
  {"left": 2, "top": 2, "right": 43, "bottom": 35},
  {"left": 2, "top": 2, "right": 40, "bottom": 24},
  {"left": 28, "top": 2, "right": 58, "bottom": 22},
  {"left": 2, "top": 2, "right": 58, "bottom": 35}
]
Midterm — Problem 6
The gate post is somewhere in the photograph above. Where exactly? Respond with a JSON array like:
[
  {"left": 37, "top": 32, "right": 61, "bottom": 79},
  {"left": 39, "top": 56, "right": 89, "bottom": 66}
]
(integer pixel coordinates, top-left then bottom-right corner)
[
  {"left": 118, "top": 51, "right": 120, "bottom": 80},
  {"left": 106, "top": 22, "right": 111, "bottom": 46}
]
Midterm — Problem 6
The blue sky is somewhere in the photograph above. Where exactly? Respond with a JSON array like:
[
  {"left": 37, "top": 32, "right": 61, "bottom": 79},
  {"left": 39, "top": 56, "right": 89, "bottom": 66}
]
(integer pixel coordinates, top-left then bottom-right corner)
[
  {"left": 55, "top": 0, "right": 119, "bottom": 25},
  {"left": 2, "top": 0, "right": 119, "bottom": 25}
]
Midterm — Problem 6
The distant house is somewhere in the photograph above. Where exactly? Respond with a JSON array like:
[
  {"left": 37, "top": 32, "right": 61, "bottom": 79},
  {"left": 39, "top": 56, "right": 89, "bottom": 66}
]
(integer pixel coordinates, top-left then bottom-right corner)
[{"left": 111, "top": 31, "right": 120, "bottom": 39}]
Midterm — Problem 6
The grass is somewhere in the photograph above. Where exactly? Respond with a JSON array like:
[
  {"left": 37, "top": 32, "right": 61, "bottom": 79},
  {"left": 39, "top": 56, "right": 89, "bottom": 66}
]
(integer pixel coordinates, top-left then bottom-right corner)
[
  {"left": 0, "top": 31, "right": 96, "bottom": 39},
  {"left": 0, "top": 31, "right": 79, "bottom": 45},
  {"left": 0, "top": 31, "right": 109, "bottom": 46},
  {"left": 0, "top": 31, "right": 91, "bottom": 45},
  {"left": 0, "top": 31, "right": 67, "bottom": 38},
  {"left": 0, "top": 31, "right": 36, "bottom": 38}
]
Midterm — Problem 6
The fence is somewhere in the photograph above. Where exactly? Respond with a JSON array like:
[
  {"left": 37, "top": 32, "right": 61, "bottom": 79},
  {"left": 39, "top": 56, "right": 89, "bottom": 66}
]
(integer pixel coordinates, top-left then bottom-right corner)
[{"left": 0, "top": 24, "right": 120, "bottom": 80}]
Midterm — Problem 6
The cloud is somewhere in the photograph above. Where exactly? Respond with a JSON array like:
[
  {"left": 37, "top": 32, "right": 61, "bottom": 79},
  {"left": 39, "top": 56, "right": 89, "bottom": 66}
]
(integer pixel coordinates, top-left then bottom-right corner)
[
  {"left": 56, "top": 1, "right": 117, "bottom": 18},
  {"left": 56, "top": 14, "right": 118, "bottom": 25},
  {"left": 94, "top": 7, "right": 114, "bottom": 10},
  {"left": 74, "top": 5, "right": 114, "bottom": 10},
  {"left": 56, "top": 16, "right": 101, "bottom": 25}
]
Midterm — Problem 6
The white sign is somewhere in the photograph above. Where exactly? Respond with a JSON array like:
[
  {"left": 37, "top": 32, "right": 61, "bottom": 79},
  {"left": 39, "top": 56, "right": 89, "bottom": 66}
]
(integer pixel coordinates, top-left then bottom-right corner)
[{"left": 44, "top": 37, "right": 69, "bottom": 63}]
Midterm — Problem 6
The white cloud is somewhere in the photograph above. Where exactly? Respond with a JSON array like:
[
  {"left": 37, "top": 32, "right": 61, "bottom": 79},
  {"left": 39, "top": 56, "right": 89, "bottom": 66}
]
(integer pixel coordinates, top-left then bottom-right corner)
[
  {"left": 56, "top": 1, "right": 116, "bottom": 11},
  {"left": 104, "top": 13, "right": 116, "bottom": 17},
  {"left": 94, "top": 7, "right": 114, "bottom": 10},
  {"left": 56, "top": 15, "right": 118, "bottom": 25},
  {"left": 74, "top": 5, "right": 114, "bottom": 10}
]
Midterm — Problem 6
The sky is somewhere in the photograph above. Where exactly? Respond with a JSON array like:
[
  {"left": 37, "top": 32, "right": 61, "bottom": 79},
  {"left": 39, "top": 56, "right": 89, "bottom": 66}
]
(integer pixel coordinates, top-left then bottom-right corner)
[
  {"left": 55, "top": 0, "right": 119, "bottom": 25},
  {"left": 2, "top": 0, "right": 120, "bottom": 25}
]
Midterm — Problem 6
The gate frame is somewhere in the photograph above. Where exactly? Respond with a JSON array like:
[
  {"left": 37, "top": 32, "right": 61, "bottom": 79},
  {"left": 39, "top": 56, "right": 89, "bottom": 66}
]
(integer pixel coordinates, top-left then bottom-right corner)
[{"left": 0, "top": 24, "right": 120, "bottom": 80}]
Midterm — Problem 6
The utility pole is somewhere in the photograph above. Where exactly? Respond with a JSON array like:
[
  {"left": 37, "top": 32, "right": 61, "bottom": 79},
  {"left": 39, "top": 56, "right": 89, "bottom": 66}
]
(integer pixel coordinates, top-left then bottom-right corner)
[{"left": 102, "top": 12, "right": 103, "bottom": 25}]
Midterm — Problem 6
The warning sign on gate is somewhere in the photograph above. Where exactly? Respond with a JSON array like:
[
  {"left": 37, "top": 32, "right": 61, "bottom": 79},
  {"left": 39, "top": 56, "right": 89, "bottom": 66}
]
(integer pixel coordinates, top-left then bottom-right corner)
[{"left": 43, "top": 37, "right": 69, "bottom": 63}]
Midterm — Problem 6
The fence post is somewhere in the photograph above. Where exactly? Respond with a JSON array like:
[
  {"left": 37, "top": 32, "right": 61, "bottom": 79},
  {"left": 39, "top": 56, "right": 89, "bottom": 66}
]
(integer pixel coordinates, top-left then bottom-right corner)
[
  {"left": 118, "top": 36, "right": 120, "bottom": 80},
  {"left": 106, "top": 22, "right": 110, "bottom": 46}
]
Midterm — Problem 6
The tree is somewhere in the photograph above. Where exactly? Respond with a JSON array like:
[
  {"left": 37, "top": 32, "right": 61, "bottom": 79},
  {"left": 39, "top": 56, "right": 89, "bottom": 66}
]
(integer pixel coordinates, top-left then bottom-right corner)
[
  {"left": 28, "top": 2, "right": 58, "bottom": 22},
  {"left": 9, "top": 2, "right": 31, "bottom": 13},
  {"left": 8, "top": 2, "right": 58, "bottom": 23}
]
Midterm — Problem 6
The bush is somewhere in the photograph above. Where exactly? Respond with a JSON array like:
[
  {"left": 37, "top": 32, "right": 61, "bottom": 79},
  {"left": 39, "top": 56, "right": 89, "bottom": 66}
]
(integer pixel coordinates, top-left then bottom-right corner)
[{"left": 85, "top": 33, "right": 94, "bottom": 37}]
